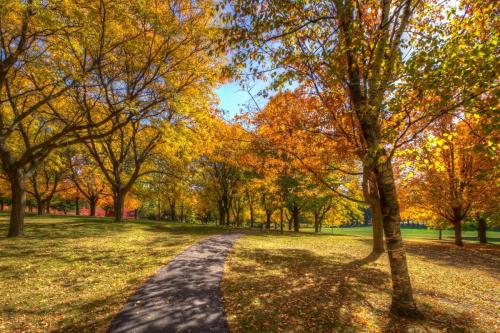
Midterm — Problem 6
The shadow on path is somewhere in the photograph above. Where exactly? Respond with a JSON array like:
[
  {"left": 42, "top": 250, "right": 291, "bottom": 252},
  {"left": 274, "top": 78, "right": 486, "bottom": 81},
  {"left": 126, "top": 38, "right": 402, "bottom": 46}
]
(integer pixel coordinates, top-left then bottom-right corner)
[{"left": 108, "top": 233, "right": 243, "bottom": 333}]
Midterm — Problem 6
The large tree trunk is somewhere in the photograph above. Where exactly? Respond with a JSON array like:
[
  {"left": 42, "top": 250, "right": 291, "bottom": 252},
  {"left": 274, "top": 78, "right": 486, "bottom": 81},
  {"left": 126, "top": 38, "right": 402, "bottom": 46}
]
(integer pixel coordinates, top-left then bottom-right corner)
[
  {"left": 75, "top": 196, "right": 80, "bottom": 216},
  {"left": 157, "top": 201, "right": 162, "bottom": 220},
  {"left": 36, "top": 198, "right": 44, "bottom": 215},
  {"left": 453, "top": 220, "right": 463, "bottom": 246},
  {"left": 292, "top": 206, "right": 300, "bottom": 232},
  {"left": 363, "top": 167, "right": 385, "bottom": 253},
  {"left": 477, "top": 216, "right": 487, "bottom": 244},
  {"left": 314, "top": 212, "right": 320, "bottom": 233},
  {"left": 374, "top": 156, "right": 417, "bottom": 317},
  {"left": 265, "top": 209, "right": 272, "bottom": 229},
  {"left": 170, "top": 202, "right": 176, "bottom": 221},
  {"left": 371, "top": 200, "right": 385, "bottom": 253},
  {"left": 217, "top": 200, "right": 224, "bottom": 226},
  {"left": 280, "top": 207, "right": 284, "bottom": 233},
  {"left": 8, "top": 169, "right": 26, "bottom": 237},
  {"left": 250, "top": 204, "right": 254, "bottom": 228},
  {"left": 89, "top": 197, "right": 97, "bottom": 217},
  {"left": 113, "top": 191, "right": 125, "bottom": 222}
]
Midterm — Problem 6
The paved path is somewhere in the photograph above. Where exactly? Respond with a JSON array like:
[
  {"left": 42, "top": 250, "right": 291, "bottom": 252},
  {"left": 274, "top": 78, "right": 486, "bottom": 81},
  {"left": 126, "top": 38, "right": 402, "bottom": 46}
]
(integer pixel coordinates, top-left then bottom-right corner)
[{"left": 108, "top": 233, "right": 243, "bottom": 333}]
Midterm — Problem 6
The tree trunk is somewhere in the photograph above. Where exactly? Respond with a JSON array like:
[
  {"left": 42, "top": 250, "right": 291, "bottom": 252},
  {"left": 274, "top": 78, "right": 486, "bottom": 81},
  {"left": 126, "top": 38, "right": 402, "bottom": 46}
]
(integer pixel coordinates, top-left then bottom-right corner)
[
  {"left": 374, "top": 156, "right": 417, "bottom": 317},
  {"left": 218, "top": 200, "right": 224, "bottom": 226},
  {"left": 170, "top": 202, "right": 176, "bottom": 221},
  {"left": 314, "top": 212, "right": 319, "bottom": 233},
  {"left": 438, "top": 229, "right": 442, "bottom": 240},
  {"left": 8, "top": 169, "right": 26, "bottom": 237},
  {"left": 453, "top": 220, "right": 463, "bottom": 246},
  {"left": 371, "top": 200, "right": 385, "bottom": 253},
  {"left": 280, "top": 207, "right": 284, "bottom": 233},
  {"left": 180, "top": 203, "right": 184, "bottom": 222},
  {"left": 0, "top": 198, "right": 4, "bottom": 212},
  {"left": 45, "top": 200, "right": 50, "bottom": 214},
  {"left": 250, "top": 204, "right": 254, "bottom": 228},
  {"left": 292, "top": 206, "right": 300, "bottom": 232},
  {"left": 113, "top": 191, "right": 125, "bottom": 222},
  {"left": 75, "top": 196, "right": 80, "bottom": 216},
  {"left": 36, "top": 198, "right": 44, "bottom": 215},
  {"left": 89, "top": 197, "right": 97, "bottom": 217},
  {"left": 226, "top": 209, "right": 230, "bottom": 226},
  {"left": 363, "top": 167, "right": 385, "bottom": 253},
  {"left": 265, "top": 209, "right": 272, "bottom": 229},
  {"left": 477, "top": 216, "right": 487, "bottom": 244},
  {"left": 157, "top": 201, "right": 162, "bottom": 220},
  {"left": 288, "top": 214, "right": 292, "bottom": 231}
]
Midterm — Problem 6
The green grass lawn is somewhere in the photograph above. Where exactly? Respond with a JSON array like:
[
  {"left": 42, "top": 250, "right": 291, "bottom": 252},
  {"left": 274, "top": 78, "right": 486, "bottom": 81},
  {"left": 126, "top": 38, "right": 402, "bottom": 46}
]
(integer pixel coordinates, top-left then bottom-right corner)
[
  {"left": 223, "top": 232, "right": 499, "bottom": 333},
  {"left": 300, "top": 225, "right": 500, "bottom": 244},
  {"left": 0, "top": 214, "right": 226, "bottom": 332}
]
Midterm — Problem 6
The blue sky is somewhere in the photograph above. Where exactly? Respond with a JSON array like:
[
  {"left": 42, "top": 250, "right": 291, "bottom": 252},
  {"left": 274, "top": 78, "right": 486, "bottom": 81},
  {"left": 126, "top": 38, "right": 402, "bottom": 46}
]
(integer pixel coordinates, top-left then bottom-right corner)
[{"left": 215, "top": 81, "right": 268, "bottom": 119}]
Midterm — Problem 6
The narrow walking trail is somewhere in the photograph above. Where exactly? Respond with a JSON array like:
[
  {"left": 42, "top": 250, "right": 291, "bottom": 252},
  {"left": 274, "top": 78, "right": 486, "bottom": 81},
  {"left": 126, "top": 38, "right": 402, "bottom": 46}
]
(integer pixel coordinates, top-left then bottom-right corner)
[{"left": 108, "top": 233, "right": 243, "bottom": 333}]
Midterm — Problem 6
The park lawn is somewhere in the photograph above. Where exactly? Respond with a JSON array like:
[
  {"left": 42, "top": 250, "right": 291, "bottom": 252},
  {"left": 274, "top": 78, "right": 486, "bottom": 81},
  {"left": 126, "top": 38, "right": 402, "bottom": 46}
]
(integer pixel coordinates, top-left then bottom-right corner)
[
  {"left": 301, "top": 225, "right": 500, "bottom": 244},
  {"left": 0, "top": 215, "right": 225, "bottom": 333},
  {"left": 223, "top": 232, "right": 500, "bottom": 333}
]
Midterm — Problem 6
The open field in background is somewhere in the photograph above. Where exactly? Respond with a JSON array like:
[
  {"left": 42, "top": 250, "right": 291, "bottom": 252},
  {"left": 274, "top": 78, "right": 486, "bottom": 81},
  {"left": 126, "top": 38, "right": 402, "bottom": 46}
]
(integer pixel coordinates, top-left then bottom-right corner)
[
  {"left": 301, "top": 226, "right": 500, "bottom": 245},
  {"left": 223, "top": 233, "right": 500, "bottom": 333},
  {"left": 0, "top": 215, "right": 226, "bottom": 332}
]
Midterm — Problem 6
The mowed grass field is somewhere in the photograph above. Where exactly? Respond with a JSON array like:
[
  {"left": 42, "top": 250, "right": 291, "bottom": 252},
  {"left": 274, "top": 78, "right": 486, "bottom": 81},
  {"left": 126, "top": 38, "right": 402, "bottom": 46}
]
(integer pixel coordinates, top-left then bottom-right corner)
[
  {"left": 1, "top": 215, "right": 498, "bottom": 333},
  {"left": 0, "top": 214, "right": 226, "bottom": 332},
  {"left": 223, "top": 232, "right": 500, "bottom": 333}
]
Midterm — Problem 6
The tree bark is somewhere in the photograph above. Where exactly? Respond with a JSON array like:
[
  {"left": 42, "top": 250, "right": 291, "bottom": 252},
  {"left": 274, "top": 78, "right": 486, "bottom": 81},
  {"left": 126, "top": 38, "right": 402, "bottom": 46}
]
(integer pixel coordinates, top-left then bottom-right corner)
[
  {"left": 374, "top": 156, "right": 417, "bottom": 317},
  {"left": 265, "top": 209, "right": 272, "bottom": 229},
  {"left": 453, "top": 220, "right": 463, "bottom": 246},
  {"left": 8, "top": 169, "right": 26, "bottom": 237},
  {"left": 0, "top": 198, "right": 4, "bottom": 212},
  {"left": 363, "top": 167, "right": 385, "bottom": 253},
  {"left": 250, "top": 204, "right": 254, "bottom": 228},
  {"left": 89, "top": 197, "right": 97, "bottom": 217},
  {"left": 45, "top": 200, "right": 50, "bottom": 214},
  {"left": 371, "top": 200, "right": 385, "bottom": 253},
  {"left": 280, "top": 207, "right": 284, "bottom": 233},
  {"left": 477, "top": 216, "right": 487, "bottom": 243},
  {"left": 314, "top": 212, "right": 319, "bottom": 233},
  {"left": 170, "top": 202, "right": 176, "bottom": 221},
  {"left": 75, "top": 196, "right": 80, "bottom": 216},
  {"left": 113, "top": 191, "right": 125, "bottom": 222},
  {"left": 217, "top": 200, "right": 224, "bottom": 226},
  {"left": 438, "top": 229, "right": 442, "bottom": 240},
  {"left": 292, "top": 206, "right": 300, "bottom": 232},
  {"left": 36, "top": 198, "right": 44, "bottom": 215}
]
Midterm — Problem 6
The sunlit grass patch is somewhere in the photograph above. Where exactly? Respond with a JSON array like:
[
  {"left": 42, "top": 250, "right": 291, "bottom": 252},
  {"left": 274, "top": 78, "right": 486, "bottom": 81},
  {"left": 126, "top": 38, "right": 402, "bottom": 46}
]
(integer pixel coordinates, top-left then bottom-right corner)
[
  {"left": 0, "top": 215, "right": 225, "bottom": 332},
  {"left": 223, "top": 232, "right": 499, "bottom": 332}
]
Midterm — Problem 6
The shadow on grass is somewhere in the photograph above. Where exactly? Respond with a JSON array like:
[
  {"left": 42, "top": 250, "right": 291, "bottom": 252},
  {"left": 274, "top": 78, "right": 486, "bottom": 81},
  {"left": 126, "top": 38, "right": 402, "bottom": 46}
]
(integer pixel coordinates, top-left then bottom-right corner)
[
  {"left": 0, "top": 216, "right": 227, "bottom": 240},
  {"left": 351, "top": 237, "right": 500, "bottom": 277},
  {"left": 225, "top": 245, "right": 483, "bottom": 332}
]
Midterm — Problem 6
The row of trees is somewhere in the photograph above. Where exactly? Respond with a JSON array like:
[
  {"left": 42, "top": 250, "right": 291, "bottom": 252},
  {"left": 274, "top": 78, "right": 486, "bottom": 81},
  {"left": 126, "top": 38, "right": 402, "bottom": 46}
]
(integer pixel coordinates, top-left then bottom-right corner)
[
  {"left": 194, "top": 118, "right": 364, "bottom": 232},
  {"left": 0, "top": 0, "right": 222, "bottom": 236}
]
